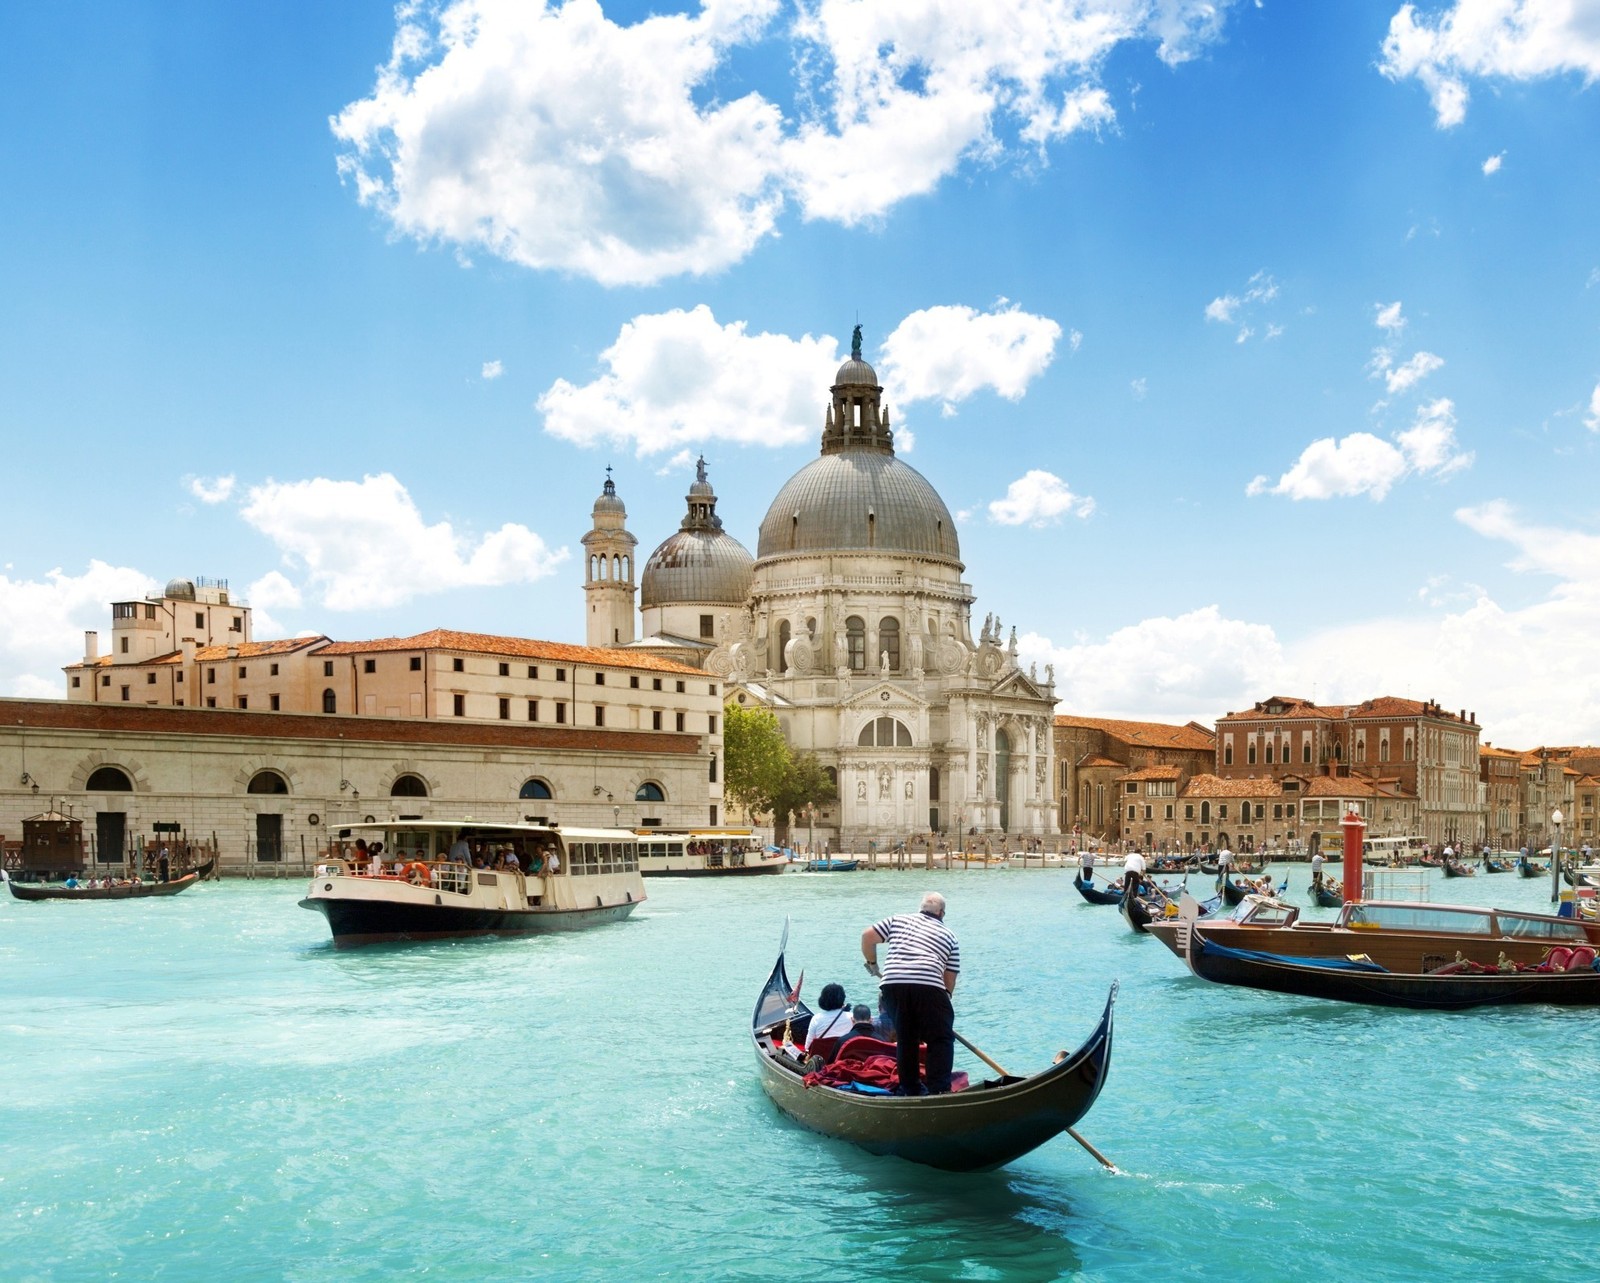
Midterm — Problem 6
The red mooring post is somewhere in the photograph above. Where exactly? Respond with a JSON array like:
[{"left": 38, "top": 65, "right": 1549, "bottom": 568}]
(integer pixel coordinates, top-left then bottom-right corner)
[{"left": 1341, "top": 807, "right": 1366, "bottom": 904}]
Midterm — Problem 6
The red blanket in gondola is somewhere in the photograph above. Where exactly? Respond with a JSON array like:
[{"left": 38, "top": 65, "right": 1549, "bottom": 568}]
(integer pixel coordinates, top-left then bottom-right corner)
[{"left": 801, "top": 1050, "right": 969, "bottom": 1093}]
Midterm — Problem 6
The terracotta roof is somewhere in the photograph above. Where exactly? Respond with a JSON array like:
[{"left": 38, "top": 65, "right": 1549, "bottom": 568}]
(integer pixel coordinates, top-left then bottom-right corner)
[
  {"left": 313, "top": 629, "right": 704, "bottom": 675},
  {"left": 1182, "top": 774, "right": 1281, "bottom": 799},
  {"left": 1054, "top": 715, "right": 1214, "bottom": 751},
  {"left": 1479, "top": 746, "right": 1523, "bottom": 760},
  {"left": 1077, "top": 754, "right": 1126, "bottom": 769},
  {"left": 1119, "top": 765, "right": 1183, "bottom": 782},
  {"left": 1218, "top": 696, "right": 1345, "bottom": 722},
  {"left": 68, "top": 637, "right": 327, "bottom": 670}
]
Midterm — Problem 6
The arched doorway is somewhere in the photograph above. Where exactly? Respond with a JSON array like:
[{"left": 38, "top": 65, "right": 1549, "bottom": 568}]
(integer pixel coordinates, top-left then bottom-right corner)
[{"left": 995, "top": 728, "right": 1011, "bottom": 832}]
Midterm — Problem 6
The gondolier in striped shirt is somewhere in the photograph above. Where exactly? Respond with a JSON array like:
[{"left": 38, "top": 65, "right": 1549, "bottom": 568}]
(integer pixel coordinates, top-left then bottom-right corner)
[{"left": 861, "top": 892, "right": 960, "bottom": 1096}]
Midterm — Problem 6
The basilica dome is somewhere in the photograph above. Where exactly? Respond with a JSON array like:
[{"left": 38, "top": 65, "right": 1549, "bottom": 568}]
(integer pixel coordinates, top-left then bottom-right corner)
[
  {"left": 755, "top": 350, "right": 962, "bottom": 565},
  {"left": 640, "top": 461, "right": 754, "bottom": 607}
]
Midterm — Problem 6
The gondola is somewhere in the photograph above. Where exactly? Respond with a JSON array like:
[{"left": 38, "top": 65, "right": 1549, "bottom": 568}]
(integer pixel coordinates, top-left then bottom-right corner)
[
  {"left": 1517, "top": 857, "right": 1548, "bottom": 879},
  {"left": 1072, "top": 872, "right": 1124, "bottom": 905},
  {"left": 1309, "top": 879, "right": 1343, "bottom": 908},
  {"left": 1441, "top": 856, "right": 1476, "bottom": 878},
  {"left": 5, "top": 871, "right": 200, "bottom": 901},
  {"left": 1220, "top": 875, "right": 1251, "bottom": 907},
  {"left": 751, "top": 931, "right": 1117, "bottom": 1172},
  {"left": 1181, "top": 926, "right": 1600, "bottom": 1010},
  {"left": 1480, "top": 855, "right": 1512, "bottom": 874}
]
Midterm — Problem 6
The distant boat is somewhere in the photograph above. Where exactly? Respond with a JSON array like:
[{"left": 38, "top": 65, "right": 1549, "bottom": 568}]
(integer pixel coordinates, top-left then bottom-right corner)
[
  {"left": 5, "top": 871, "right": 200, "bottom": 901},
  {"left": 1072, "top": 872, "right": 1123, "bottom": 905},
  {"left": 1517, "top": 856, "right": 1549, "bottom": 879},
  {"left": 1309, "top": 879, "right": 1343, "bottom": 909},
  {"left": 804, "top": 857, "right": 859, "bottom": 872},
  {"left": 1441, "top": 855, "right": 1476, "bottom": 878}
]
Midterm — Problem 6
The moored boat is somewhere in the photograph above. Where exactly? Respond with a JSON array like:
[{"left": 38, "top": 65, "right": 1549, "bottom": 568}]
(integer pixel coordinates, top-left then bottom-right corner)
[
  {"left": 300, "top": 820, "right": 645, "bottom": 947},
  {"left": 1180, "top": 926, "right": 1600, "bottom": 1010},
  {"left": 804, "top": 857, "right": 860, "bottom": 872},
  {"left": 751, "top": 932, "right": 1117, "bottom": 1172},
  {"left": 635, "top": 829, "right": 787, "bottom": 877},
  {"left": 1144, "top": 894, "right": 1600, "bottom": 972}
]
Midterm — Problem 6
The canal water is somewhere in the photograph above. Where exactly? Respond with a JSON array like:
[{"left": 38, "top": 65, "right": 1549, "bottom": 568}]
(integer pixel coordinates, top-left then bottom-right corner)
[{"left": 2, "top": 867, "right": 1592, "bottom": 1281}]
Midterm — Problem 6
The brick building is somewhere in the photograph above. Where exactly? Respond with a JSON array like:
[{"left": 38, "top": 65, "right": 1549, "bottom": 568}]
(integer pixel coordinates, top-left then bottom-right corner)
[{"left": 1053, "top": 716, "right": 1215, "bottom": 846}]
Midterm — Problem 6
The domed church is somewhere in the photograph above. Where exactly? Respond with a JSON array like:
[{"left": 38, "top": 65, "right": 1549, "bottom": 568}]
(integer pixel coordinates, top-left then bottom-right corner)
[{"left": 582, "top": 329, "right": 1058, "bottom": 844}]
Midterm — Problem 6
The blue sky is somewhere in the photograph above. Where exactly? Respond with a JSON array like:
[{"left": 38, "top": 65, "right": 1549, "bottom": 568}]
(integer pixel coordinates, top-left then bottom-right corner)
[{"left": 3, "top": 0, "right": 1598, "bottom": 745}]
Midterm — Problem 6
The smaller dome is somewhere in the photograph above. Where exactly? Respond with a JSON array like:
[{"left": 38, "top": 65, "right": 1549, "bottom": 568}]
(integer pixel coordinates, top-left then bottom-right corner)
[
  {"left": 834, "top": 357, "right": 879, "bottom": 387},
  {"left": 641, "top": 530, "right": 754, "bottom": 607},
  {"left": 165, "top": 578, "right": 196, "bottom": 600},
  {"left": 592, "top": 474, "right": 625, "bottom": 515}
]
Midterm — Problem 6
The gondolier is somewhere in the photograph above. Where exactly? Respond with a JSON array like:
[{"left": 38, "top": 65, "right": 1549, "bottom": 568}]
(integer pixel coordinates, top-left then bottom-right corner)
[
  {"left": 1310, "top": 851, "right": 1324, "bottom": 888},
  {"left": 1122, "top": 849, "right": 1146, "bottom": 897},
  {"left": 861, "top": 893, "right": 960, "bottom": 1096}
]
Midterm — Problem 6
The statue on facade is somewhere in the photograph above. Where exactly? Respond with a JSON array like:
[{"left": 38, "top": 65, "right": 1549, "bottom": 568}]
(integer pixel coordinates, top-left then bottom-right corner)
[
  {"left": 904, "top": 779, "right": 913, "bottom": 799},
  {"left": 1046, "top": 662, "right": 1055, "bottom": 686},
  {"left": 878, "top": 766, "right": 892, "bottom": 798},
  {"left": 851, "top": 323, "right": 863, "bottom": 361},
  {"left": 1029, "top": 662, "right": 1037, "bottom": 681},
  {"left": 857, "top": 780, "right": 867, "bottom": 801},
  {"left": 1008, "top": 626, "right": 1019, "bottom": 656},
  {"left": 880, "top": 650, "right": 890, "bottom": 675}
]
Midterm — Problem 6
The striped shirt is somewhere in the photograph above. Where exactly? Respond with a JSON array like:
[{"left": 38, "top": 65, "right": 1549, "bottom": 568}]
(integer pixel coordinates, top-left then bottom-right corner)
[{"left": 871, "top": 911, "right": 960, "bottom": 988}]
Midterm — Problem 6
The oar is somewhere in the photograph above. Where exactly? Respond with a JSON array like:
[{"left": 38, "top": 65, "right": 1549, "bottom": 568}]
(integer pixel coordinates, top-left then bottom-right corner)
[{"left": 952, "top": 1030, "right": 1118, "bottom": 1173}]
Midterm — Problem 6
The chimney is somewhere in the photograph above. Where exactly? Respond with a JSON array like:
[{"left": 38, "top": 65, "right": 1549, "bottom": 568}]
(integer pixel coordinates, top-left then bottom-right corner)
[
  {"left": 84, "top": 630, "right": 99, "bottom": 662},
  {"left": 181, "top": 639, "right": 197, "bottom": 664}
]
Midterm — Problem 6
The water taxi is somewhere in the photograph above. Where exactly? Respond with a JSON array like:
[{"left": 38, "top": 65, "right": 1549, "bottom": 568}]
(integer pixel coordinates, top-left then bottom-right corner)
[
  {"left": 634, "top": 828, "right": 787, "bottom": 876},
  {"left": 300, "top": 820, "right": 645, "bottom": 947}
]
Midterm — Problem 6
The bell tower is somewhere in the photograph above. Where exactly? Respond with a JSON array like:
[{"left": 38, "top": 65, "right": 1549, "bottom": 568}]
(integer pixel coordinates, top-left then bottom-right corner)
[{"left": 582, "top": 468, "right": 637, "bottom": 648}]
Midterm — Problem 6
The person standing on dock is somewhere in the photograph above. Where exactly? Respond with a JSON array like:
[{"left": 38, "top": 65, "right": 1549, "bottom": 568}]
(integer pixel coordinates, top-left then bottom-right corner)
[{"left": 861, "top": 892, "right": 960, "bottom": 1095}]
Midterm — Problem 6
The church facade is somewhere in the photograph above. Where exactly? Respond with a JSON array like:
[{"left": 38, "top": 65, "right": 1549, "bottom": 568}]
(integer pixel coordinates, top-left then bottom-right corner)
[{"left": 587, "top": 335, "right": 1059, "bottom": 846}]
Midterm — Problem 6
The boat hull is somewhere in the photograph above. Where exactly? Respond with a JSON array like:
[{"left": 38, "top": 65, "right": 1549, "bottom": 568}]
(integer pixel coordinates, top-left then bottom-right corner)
[
  {"left": 1186, "top": 930, "right": 1600, "bottom": 1010},
  {"left": 7, "top": 873, "right": 200, "bottom": 901},
  {"left": 752, "top": 951, "right": 1115, "bottom": 1172},
  {"left": 299, "top": 894, "right": 640, "bottom": 947},
  {"left": 1073, "top": 873, "right": 1123, "bottom": 905},
  {"left": 639, "top": 860, "right": 787, "bottom": 877}
]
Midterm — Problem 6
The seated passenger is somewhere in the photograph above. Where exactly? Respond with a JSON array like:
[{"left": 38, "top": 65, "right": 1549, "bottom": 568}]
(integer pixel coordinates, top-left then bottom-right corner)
[
  {"left": 805, "top": 982, "right": 853, "bottom": 1050},
  {"left": 843, "top": 1003, "right": 877, "bottom": 1043}
]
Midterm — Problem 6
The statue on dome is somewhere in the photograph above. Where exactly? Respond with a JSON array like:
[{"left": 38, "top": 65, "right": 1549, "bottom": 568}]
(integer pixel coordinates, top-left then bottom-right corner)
[
  {"left": 695, "top": 455, "right": 707, "bottom": 484},
  {"left": 851, "top": 323, "right": 863, "bottom": 361}
]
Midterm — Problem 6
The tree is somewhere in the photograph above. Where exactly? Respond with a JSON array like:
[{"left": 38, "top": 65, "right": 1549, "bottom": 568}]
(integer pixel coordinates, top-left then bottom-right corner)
[
  {"left": 770, "top": 752, "right": 838, "bottom": 844},
  {"left": 723, "top": 703, "right": 789, "bottom": 821}
]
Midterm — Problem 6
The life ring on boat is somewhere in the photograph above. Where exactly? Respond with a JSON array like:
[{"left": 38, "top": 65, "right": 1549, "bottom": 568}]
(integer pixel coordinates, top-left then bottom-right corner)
[{"left": 403, "top": 861, "right": 431, "bottom": 887}]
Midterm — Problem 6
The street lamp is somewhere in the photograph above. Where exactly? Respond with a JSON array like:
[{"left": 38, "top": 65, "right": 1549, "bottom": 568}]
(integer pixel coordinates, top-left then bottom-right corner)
[{"left": 1550, "top": 808, "right": 1564, "bottom": 904}]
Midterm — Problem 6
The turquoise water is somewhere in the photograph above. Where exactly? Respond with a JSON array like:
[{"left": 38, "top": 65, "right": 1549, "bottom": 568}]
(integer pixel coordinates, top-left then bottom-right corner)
[{"left": 2, "top": 867, "right": 1594, "bottom": 1282}]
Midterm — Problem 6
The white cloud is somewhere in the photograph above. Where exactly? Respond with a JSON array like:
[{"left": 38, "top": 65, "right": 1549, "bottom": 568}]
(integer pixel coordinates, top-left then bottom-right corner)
[
  {"left": 187, "top": 474, "right": 236, "bottom": 504},
  {"left": 0, "top": 561, "right": 157, "bottom": 697},
  {"left": 1378, "top": 349, "right": 1445, "bottom": 395},
  {"left": 878, "top": 303, "right": 1062, "bottom": 409},
  {"left": 1249, "top": 398, "right": 1471, "bottom": 500},
  {"left": 987, "top": 470, "right": 1095, "bottom": 527},
  {"left": 1068, "top": 329, "right": 1083, "bottom": 353},
  {"left": 239, "top": 474, "right": 566, "bottom": 611},
  {"left": 1584, "top": 382, "right": 1600, "bottom": 431},
  {"left": 1375, "top": 300, "right": 1407, "bottom": 333},
  {"left": 481, "top": 360, "right": 503, "bottom": 380},
  {"left": 654, "top": 448, "right": 697, "bottom": 477},
  {"left": 1131, "top": 377, "right": 1147, "bottom": 400},
  {"left": 537, "top": 306, "right": 837, "bottom": 455},
  {"left": 1481, "top": 150, "right": 1503, "bottom": 175},
  {"left": 1205, "top": 270, "right": 1280, "bottom": 341},
  {"left": 333, "top": 0, "right": 1242, "bottom": 285},
  {"left": 1380, "top": 1, "right": 1600, "bottom": 128},
  {"left": 1020, "top": 606, "right": 1287, "bottom": 722},
  {"left": 247, "top": 570, "right": 303, "bottom": 611}
]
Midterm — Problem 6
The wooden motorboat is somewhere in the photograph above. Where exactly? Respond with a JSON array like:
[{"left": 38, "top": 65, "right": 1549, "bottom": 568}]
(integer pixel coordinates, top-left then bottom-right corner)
[
  {"left": 300, "top": 820, "right": 644, "bottom": 947},
  {"left": 1072, "top": 872, "right": 1124, "bottom": 905},
  {"left": 1144, "top": 894, "right": 1600, "bottom": 972},
  {"left": 751, "top": 932, "right": 1116, "bottom": 1172},
  {"left": 5, "top": 871, "right": 200, "bottom": 901},
  {"left": 1441, "top": 856, "right": 1476, "bottom": 878},
  {"left": 1180, "top": 926, "right": 1600, "bottom": 1010}
]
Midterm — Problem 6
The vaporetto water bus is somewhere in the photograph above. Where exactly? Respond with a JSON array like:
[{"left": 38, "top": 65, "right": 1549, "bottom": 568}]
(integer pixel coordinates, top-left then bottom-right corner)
[
  {"left": 299, "top": 820, "right": 646, "bottom": 947},
  {"left": 633, "top": 827, "right": 788, "bottom": 876}
]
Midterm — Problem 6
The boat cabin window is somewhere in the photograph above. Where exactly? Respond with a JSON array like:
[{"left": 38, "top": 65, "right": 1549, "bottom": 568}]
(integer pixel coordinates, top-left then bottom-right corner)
[
  {"left": 1343, "top": 904, "right": 1493, "bottom": 934},
  {"left": 1242, "top": 901, "right": 1295, "bottom": 926},
  {"left": 568, "top": 839, "right": 638, "bottom": 876},
  {"left": 1494, "top": 913, "right": 1589, "bottom": 941}
]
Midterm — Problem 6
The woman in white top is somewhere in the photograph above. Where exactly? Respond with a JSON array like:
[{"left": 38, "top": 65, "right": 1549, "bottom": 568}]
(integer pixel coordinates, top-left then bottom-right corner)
[{"left": 805, "top": 983, "right": 853, "bottom": 1050}]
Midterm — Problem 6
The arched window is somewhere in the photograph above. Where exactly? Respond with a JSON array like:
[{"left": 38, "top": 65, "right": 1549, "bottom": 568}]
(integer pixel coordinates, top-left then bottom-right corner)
[
  {"left": 857, "top": 716, "right": 913, "bottom": 747},
  {"left": 322, "top": 688, "right": 336, "bottom": 714},
  {"left": 86, "top": 766, "right": 133, "bottom": 792},
  {"left": 1265, "top": 742, "right": 1274, "bottom": 765},
  {"left": 1200, "top": 801, "right": 1212, "bottom": 824},
  {"left": 878, "top": 618, "right": 900, "bottom": 671},
  {"left": 1247, "top": 742, "right": 1257, "bottom": 766},
  {"left": 247, "top": 770, "right": 289, "bottom": 795},
  {"left": 635, "top": 781, "right": 665, "bottom": 802},
  {"left": 1223, "top": 744, "right": 1233, "bottom": 766},
  {"left": 778, "top": 620, "right": 791, "bottom": 673},
  {"left": 390, "top": 774, "right": 428, "bottom": 797},
  {"left": 846, "top": 616, "right": 866, "bottom": 671},
  {"left": 519, "top": 778, "right": 553, "bottom": 800},
  {"left": 1303, "top": 738, "right": 1313, "bottom": 764}
]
